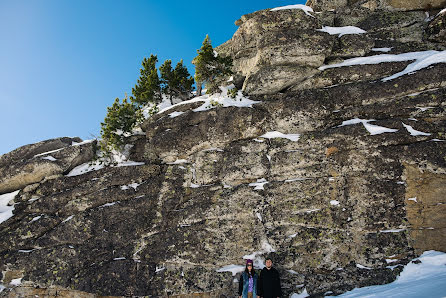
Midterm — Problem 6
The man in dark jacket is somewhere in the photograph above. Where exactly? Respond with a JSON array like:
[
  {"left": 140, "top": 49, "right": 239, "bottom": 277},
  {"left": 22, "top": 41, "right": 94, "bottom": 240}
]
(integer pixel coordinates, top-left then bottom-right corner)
[{"left": 257, "top": 257, "right": 282, "bottom": 298}]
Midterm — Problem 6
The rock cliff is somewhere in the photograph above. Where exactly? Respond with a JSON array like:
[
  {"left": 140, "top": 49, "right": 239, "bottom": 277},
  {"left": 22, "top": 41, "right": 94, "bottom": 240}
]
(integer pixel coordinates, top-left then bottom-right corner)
[{"left": 1, "top": 1, "right": 446, "bottom": 297}]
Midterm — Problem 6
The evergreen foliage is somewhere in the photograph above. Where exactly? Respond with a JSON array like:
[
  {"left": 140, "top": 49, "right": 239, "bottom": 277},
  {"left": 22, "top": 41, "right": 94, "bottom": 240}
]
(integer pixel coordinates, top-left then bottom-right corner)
[
  {"left": 192, "top": 35, "right": 233, "bottom": 95},
  {"left": 100, "top": 95, "right": 143, "bottom": 153},
  {"left": 160, "top": 59, "right": 194, "bottom": 104},
  {"left": 131, "top": 54, "right": 161, "bottom": 106},
  {"left": 100, "top": 53, "right": 195, "bottom": 158}
]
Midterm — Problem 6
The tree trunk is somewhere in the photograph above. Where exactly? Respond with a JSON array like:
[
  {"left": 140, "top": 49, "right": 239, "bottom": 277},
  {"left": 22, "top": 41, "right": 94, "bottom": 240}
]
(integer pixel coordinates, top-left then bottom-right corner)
[{"left": 196, "top": 84, "right": 202, "bottom": 97}]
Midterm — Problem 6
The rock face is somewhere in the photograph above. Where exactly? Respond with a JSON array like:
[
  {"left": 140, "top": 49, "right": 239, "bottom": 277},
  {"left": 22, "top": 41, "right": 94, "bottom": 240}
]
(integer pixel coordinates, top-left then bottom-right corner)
[
  {"left": 0, "top": 138, "right": 96, "bottom": 195},
  {"left": 217, "top": 2, "right": 445, "bottom": 96},
  {"left": 306, "top": 0, "right": 446, "bottom": 11},
  {"left": 1, "top": 3, "right": 446, "bottom": 298},
  {"left": 426, "top": 10, "right": 446, "bottom": 45}
]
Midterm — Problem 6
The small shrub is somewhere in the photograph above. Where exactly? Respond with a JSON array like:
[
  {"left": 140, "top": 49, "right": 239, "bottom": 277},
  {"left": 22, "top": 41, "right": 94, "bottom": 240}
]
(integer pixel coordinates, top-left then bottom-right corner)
[{"left": 227, "top": 87, "right": 238, "bottom": 99}]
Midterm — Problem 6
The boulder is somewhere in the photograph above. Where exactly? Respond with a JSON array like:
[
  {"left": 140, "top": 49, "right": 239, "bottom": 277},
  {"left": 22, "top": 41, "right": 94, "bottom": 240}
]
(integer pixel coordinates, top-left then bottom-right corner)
[
  {"left": 217, "top": 2, "right": 441, "bottom": 96},
  {"left": 243, "top": 65, "right": 319, "bottom": 95},
  {"left": 0, "top": 137, "right": 81, "bottom": 166},
  {"left": 216, "top": 8, "right": 334, "bottom": 95},
  {"left": 0, "top": 138, "right": 96, "bottom": 194}
]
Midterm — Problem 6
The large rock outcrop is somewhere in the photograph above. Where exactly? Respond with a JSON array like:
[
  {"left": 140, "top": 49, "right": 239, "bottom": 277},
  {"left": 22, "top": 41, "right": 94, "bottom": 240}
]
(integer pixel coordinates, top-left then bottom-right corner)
[
  {"left": 1, "top": 3, "right": 446, "bottom": 298},
  {"left": 0, "top": 138, "right": 96, "bottom": 195},
  {"left": 307, "top": 0, "right": 446, "bottom": 11},
  {"left": 217, "top": 2, "right": 445, "bottom": 96}
]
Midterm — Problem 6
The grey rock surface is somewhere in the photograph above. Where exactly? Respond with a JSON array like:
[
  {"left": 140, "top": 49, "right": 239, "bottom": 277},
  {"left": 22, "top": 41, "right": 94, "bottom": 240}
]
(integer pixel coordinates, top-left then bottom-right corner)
[
  {"left": 0, "top": 138, "right": 96, "bottom": 195},
  {"left": 1, "top": 3, "right": 446, "bottom": 298}
]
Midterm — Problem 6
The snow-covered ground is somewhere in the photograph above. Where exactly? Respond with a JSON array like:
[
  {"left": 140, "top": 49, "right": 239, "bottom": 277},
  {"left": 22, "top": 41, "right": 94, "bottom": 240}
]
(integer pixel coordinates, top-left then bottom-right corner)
[
  {"left": 323, "top": 250, "right": 446, "bottom": 298},
  {"left": 217, "top": 251, "right": 446, "bottom": 297}
]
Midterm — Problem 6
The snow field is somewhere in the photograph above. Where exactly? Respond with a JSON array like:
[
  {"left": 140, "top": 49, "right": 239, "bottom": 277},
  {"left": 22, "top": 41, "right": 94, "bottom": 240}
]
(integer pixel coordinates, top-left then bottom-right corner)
[{"left": 327, "top": 250, "right": 446, "bottom": 298}]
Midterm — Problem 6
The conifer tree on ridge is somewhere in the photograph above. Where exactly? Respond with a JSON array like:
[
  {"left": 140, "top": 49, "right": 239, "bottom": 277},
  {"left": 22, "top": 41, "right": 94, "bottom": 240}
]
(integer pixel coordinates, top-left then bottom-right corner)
[
  {"left": 193, "top": 35, "right": 232, "bottom": 95},
  {"left": 131, "top": 54, "right": 161, "bottom": 106},
  {"left": 160, "top": 59, "right": 194, "bottom": 104}
]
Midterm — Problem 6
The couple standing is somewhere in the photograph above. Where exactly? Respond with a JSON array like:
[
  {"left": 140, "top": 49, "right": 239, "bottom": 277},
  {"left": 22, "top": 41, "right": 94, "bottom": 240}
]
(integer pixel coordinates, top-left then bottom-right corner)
[{"left": 238, "top": 257, "right": 282, "bottom": 298}]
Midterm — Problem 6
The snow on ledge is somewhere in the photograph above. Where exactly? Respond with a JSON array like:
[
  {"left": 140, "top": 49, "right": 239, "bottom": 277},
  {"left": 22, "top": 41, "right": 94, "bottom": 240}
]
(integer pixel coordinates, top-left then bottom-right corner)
[
  {"left": 402, "top": 122, "right": 431, "bottom": 136},
  {"left": 260, "top": 131, "right": 301, "bottom": 141},
  {"left": 338, "top": 118, "right": 398, "bottom": 135},
  {"left": 328, "top": 251, "right": 446, "bottom": 297},
  {"left": 372, "top": 47, "right": 392, "bottom": 52},
  {"left": 436, "top": 8, "right": 446, "bottom": 17},
  {"left": 319, "top": 50, "right": 446, "bottom": 82},
  {"left": 216, "top": 264, "right": 245, "bottom": 276},
  {"left": 9, "top": 278, "right": 22, "bottom": 286},
  {"left": 167, "top": 159, "right": 189, "bottom": 165},
  {"left": 380, "top": 228, "right": 406, "bottom": 233},
  {"left": 249, "top": 178, "right": 268, "bottom": 190},
  {"left": 33, "top": 147, "right": 64, "bottom": 158},
  {"left": 384, "top": 50, "right": 446, "bottom": 81},
  {"left": 66, "top": 160, "right": 145, "bottom": 177},
  {"left": 356, "top": 264, "right": 372, "bottom": 270},
  {"left": 0, "top": 190, "right": 20, "bottom": 224},
  {"left": 168, "top": 111, "right": 185, "bottom": 118},
  {"left": 158, "top": 85, "right": 260, "bottom": 115},
  {"left": 41, "top": 156, "right": 57, "bottom": 161},
  {"left": 270, "top": 4, "right": 314, "bottom": 17},
  {"left": 72, "top": 139, "right": 95, "bottom": 146},
  {"left": 317, "top": 26, "right": 366, "bottom": 37}
]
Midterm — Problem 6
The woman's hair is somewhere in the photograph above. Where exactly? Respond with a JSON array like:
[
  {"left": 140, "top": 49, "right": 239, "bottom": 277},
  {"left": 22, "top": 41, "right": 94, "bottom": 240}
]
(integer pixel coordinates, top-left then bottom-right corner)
[{"left": 244, "top": 263, "right": 256, "bottom": 277}]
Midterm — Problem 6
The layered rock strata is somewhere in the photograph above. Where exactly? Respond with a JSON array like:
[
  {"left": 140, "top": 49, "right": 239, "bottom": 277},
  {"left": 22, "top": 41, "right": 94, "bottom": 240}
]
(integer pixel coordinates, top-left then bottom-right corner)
[{"left": 1, "top": 2, "right": 446, "bottom": 297}]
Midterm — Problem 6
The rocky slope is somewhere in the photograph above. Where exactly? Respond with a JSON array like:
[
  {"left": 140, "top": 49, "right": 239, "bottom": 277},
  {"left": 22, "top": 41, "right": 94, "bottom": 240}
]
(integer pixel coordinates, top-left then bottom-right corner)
[{"left": 1, "top": 1, "right": 446, "bottom": 297}]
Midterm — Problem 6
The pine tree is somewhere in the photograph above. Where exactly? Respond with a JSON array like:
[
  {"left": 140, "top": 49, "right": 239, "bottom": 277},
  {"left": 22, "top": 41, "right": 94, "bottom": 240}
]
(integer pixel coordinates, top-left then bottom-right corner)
[
  {"left": 192, "top": 35, "right": 232, "bottom": 95},
  {"left": 100, "top": 95, "right": 143, "bottom": 154},
  {"left": 131, "top": 54, "right": 161, "bottom": 106},
  {"left": 160, "top": 59, "right": 194, "bottom": 104},
  {"left": 173, "top": 59, "right": 194, "bottom": 99},
  {"left": 159, "top": 59, "right": 175, "bottom": 102}
]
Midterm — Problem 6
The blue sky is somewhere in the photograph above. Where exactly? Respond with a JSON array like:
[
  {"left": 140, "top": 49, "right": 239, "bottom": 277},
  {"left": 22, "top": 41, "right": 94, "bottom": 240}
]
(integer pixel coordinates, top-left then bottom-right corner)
[{"left": 0, "top": 0, "right": 305, "bottom": 155}]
